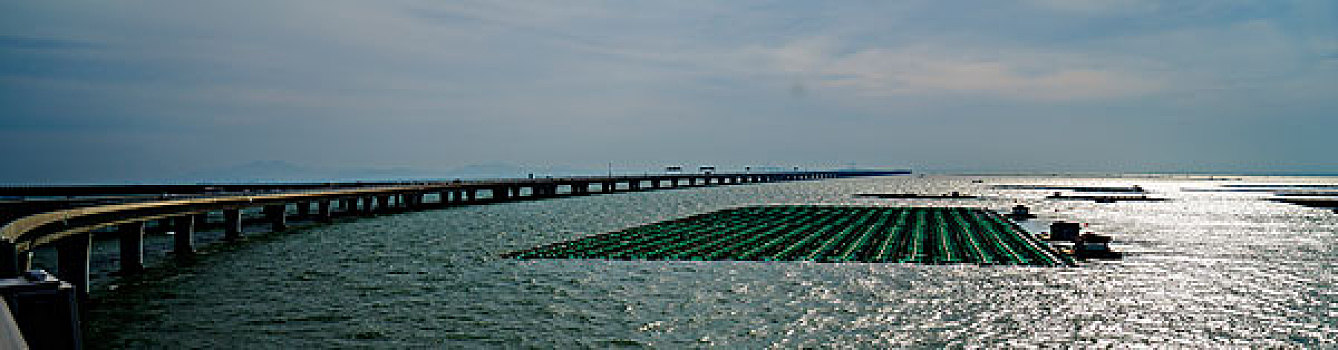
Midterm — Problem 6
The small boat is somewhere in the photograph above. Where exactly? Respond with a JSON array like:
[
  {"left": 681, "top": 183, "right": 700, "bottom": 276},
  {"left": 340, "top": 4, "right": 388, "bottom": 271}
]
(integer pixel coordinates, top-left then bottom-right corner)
[
  {"left": 1073, "top": 233, "right": 1122, "bottom": 259},
  {"left": 1004, "top": 204, "right": 1035, "bottom": 220}
]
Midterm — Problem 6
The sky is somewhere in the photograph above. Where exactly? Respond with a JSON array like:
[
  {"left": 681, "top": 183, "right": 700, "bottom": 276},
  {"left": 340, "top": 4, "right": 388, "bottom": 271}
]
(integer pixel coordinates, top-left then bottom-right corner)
[{"left": 1, "top": 1, "right": 1336, "bottom": 182}]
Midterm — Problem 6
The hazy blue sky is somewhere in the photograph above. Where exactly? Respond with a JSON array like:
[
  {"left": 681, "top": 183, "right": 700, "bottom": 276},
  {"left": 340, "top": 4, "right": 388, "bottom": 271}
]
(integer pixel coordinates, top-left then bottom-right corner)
[{"left": 2, "top": 1, "right": 1335, "bottom": 182}]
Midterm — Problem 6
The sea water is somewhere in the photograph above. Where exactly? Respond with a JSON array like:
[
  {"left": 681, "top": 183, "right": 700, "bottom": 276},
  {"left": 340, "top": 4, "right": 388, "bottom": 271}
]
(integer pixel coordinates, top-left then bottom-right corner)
[{"left": 81, "top": 175, "right": 1338, "bottom": 348}]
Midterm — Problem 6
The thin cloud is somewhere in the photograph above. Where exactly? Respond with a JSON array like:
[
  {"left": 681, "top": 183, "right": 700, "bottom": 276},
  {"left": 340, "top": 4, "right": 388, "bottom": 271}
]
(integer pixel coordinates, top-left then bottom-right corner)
[{"left": 819, "top": 49, "right": 1162, "bottom": 101}]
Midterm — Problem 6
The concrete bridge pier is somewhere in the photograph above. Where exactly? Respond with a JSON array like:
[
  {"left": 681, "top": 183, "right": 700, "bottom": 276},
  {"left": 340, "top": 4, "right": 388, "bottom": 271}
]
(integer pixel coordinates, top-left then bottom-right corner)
[
  {"left": 296, "top": 201, "right": 311, "bottom": 219},
  {"left": 404, "top": 193, "right": 420, "bottom": 210},
  {"left": 0, "top": 241, "right": 30, "bottom": 278},
  {"left": 56, "top": 233, "right": 92, "bottom": 298},
  {"left": 118, "top": 222, "right": 145, "bottom": 274},
  {"left": 466, "top": 189, "right": 477, "bottom": 202},
  {"left": 317, "top": 200, "right": 333, "bottom": 223},
  {"left": 443, "top": 190, "right": 454, "bottom": 204},
  {"left": 375, "top": 196, "right": 390, "bottom": 213},
  {"left": 630, "top": 181, "right": 641, "bottom": 191},
  {"left": 224, "top": 208, "right": 243, "bottom": 240},
  {"left": 361, "top": 197, "right": 375, "bottom": 216},
  {"left": 602, "top": 182, "right": 614, "bottom": 193},
  {"left": 265, "top": 205, "right": 287, "bottom": 231},
  {"left": 173, "top": 215, "right": 195, "bottom": 256}
]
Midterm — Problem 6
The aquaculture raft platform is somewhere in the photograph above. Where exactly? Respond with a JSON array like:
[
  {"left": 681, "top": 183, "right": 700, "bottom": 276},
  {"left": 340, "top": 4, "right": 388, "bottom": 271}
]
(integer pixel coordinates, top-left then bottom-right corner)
[{"left": 505, "top": 206, "right": 1075, "bottom": 267}]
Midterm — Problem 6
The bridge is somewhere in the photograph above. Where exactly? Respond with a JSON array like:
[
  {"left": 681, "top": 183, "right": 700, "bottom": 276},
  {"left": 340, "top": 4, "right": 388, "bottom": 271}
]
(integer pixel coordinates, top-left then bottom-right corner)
[{"left": 0, "top": 170, "right": 908, "bottom": 299}]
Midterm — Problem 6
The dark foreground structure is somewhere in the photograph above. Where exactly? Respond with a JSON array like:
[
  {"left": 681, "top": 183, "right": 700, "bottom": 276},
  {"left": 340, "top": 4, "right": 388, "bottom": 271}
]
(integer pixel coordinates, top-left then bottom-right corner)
[{"left": 507, "top": 206, "right": 1075, "bottom": 267}]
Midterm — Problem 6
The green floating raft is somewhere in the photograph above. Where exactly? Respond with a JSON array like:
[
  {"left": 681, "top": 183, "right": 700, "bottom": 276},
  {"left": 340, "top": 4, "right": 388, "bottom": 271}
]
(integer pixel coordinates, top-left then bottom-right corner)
[{"left": 504, "top": 206, "right": 1075, "bottom": 267}]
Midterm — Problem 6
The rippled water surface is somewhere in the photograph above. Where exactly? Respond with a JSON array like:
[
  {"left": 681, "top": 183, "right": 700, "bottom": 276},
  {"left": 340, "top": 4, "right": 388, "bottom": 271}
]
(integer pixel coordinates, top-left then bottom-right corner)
[{"left": 82, "top": 175, "right": 1338, "bottom": 348}]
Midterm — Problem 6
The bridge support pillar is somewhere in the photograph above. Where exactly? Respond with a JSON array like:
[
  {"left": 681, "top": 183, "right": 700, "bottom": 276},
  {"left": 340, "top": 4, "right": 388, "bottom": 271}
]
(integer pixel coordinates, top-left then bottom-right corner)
[
  {"left": 296, "top": 201, "right": 311, "bottom": 218},
  {"left": 0, "top": 241, "right": 29, "bottom": 278},
  {"left": 630, "top": 181, "right": 641, "bottom": 191},
  {"left": 118, "top": 222, "right": 145, "bottom": 274},
  {"left": 224, "top": 209, "right": 243, "bottom": 240},
  {"left": 265, "top": 205, "right": 287, "bottom": 231},
  {"left": 173, "top": 215, "right": 195, "bottom": 256},
  {"left": 466, "top": 189, "right": 477, "bottom": 202},
  {"left": 362, "top": 197, "right": 375, "bottom": 216},
  {"left": 56, "top": 233, "right": 91, "bottom": 298},
  {"left": 444, "top": 191, "right": 460, "bottom": 205},
  {"left": 317, "top": 200, "right": 333, "bottom": 222}
]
